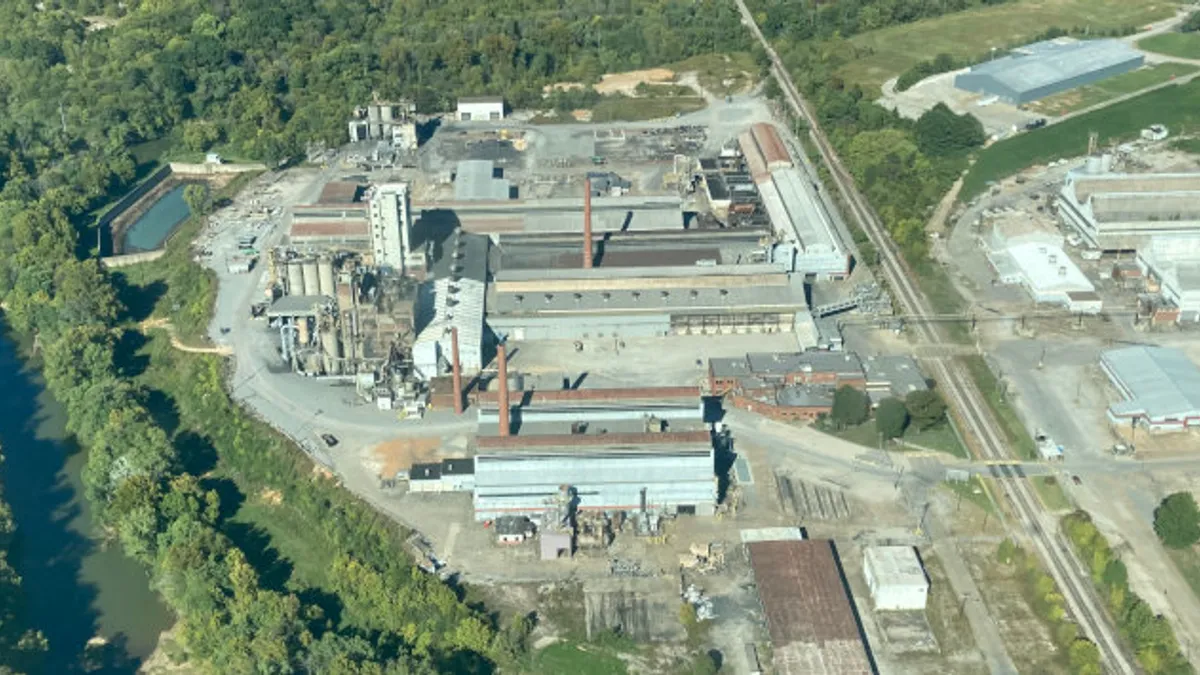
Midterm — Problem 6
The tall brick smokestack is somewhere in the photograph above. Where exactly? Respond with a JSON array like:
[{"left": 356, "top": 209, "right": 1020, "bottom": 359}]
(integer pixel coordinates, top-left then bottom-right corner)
[
  {"left": 450, "top": 327, "right": 463, "bottom": 415},
  {"left": 583, "top": 178, "right": 594, "bottom": 269},
  {"left": 497, "top": 342, "right": 510, "bottom": 436}
]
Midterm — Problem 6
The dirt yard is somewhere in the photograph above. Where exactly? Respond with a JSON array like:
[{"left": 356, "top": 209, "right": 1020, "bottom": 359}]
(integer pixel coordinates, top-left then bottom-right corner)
[{"left": 594, "top": 68, "right": 676, "bottom": 96}]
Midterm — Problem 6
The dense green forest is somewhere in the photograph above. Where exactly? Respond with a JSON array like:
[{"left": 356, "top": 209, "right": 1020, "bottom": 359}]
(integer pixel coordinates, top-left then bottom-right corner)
[
  {"left": 0, "top": 0, "right": 750, "bottom": 169},
  {"left": 0, "top": 0, "right": 753, "bottom": 672}
]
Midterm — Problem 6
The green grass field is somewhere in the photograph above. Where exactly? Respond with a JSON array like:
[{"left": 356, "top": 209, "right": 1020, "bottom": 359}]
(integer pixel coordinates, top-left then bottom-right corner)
[
  {"left": 963, "top": 79, "right": 1200, "bottom": 198},
  {"left": 839, "top": 0, "right": 1179, "bottom": 89},
  {"left": 668, "top": 52, "right": 759, "bottom": 97},
  {"left": 1028, "top": 62, "right": 1200, "bottom": 116},
  {"left": 1167, "top": 546, "right": 1200, "bottom": 601},
  {"left": 590, "top": 91, "right": 706, "bottom": 122},
  {"left": 1173, "top": 136, "right": 1200, "bottom": 153},
  {"left": 532, "top": 641, "right": 629, "bottom": 675},
  {"left": 834, "top": 419, "right": 968, "bottom": 458},
  {"left": 942, "top": 476, "right": 997, "bottom": 514},
  {"left": 1140, "top": 31, "right": 1200, "bottom": 59},
  {"left": 1031, "top": 476, "right": 1073, "bottom": 512}
]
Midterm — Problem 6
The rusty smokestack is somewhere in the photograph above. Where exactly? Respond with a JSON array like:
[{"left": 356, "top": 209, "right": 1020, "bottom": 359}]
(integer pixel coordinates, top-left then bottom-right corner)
[
  {"left": 497, "top": 342, "right": 510, "bottom": 436},
  {"left": 583, "top": 178, "right": 594, "bottom": 269},
  {"left": 450, "top": 326, "right": 464, "bottom": 415}
]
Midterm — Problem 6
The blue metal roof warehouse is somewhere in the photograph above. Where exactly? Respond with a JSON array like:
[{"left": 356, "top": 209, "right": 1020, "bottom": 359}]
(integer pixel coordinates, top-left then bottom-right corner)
[{"left": 954, "top": 38, "right": 1144, "bottom": 104}]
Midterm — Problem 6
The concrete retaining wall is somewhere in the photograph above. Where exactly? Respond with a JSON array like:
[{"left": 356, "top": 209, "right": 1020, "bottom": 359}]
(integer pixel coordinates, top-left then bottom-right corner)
[
  {"left": 169, "top": 162, "right": 266, "bottom": 175},
  {"left": 100, "top": 250, "right": 166, "bottom": 268}
]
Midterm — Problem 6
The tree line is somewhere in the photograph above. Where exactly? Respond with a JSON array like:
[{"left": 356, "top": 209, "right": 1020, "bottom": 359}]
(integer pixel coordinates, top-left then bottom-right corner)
[
  {"left": 1063, "top": 512, "right": 1192, "bottom": 674},
  {"left": 0, "top": 0, "right": 750, "bottom": 169}
]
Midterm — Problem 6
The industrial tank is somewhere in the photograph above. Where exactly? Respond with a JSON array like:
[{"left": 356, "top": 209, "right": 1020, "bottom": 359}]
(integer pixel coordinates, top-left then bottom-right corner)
[
  {"left": 301, "top": 259, "right": 321, "bottom": 297},
  {"left": 296, "top": 317, "right": 311, "bottom": 347},
  {"left": 286, "top": 262, "right": 305, "bottom": 297},
  {"left": 317, "top": 257, "right": 336, "bottom": 298},
  {"left": 321, "top": 327, "right": 342, "bottom": 375}
]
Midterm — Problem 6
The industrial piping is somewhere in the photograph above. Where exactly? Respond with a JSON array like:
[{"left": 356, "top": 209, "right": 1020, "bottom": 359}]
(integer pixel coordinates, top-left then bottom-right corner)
[
  {"left": 497, "top": 342, "right": 510, "bottom": 436},
  {"left": 450, "top": 326, "right": 464, "bottom": 415},
  {"left": 583, "top": 178, "right": 594, "bottom": 269}
]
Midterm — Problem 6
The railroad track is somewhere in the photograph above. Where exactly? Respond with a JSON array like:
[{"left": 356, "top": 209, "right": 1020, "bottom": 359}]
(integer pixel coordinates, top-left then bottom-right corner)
[{"left": 732, "top": 2, "right": 1134, "bottom": 672}]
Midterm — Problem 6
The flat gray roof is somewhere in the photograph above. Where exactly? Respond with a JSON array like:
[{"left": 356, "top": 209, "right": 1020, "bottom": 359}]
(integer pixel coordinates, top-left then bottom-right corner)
[
  {"left": 1101, "top": 346, "right": 1200, "bottom": 421},
  {"left": 494, "top": 263, "right": 784, "bottom": 283},
  {"left": 746, "top": 351, "right": 863, "bottom": 377},
  {"left": 454, "top": 159, "right": 511, "bottom": 201},
  {"left": 863, "top": 355, "right": 928, "bottom": 398},
  {"left": 267, "top": 295, "right": 331, "bottom": 317},
  {"left": 490, "top": 278, "right": 808, "bottom": 315}
]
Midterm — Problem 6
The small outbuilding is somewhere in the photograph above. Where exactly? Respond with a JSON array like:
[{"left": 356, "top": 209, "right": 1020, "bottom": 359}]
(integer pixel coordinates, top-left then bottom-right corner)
[
  {"left": 863, "top": 545, "right": 929, "bottom": 611},
  {"left": 457, "top": 96, "right": 505, "bottom": 122}
]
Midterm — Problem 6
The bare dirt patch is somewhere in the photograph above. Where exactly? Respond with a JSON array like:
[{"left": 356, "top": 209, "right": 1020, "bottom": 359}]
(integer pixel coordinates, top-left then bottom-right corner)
[
  {"left": 369, "top": 437, "right": 443, "bottom": 478},
  {"left": 594, "top": 68, "right": 676, "bottom": 96},
  {"left": 259, "top": 488, "right": 283, "bottom": 505}
]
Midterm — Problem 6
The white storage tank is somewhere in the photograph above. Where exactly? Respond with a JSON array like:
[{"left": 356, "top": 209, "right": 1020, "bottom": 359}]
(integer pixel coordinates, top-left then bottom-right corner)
[
  {"left": 301, "top": 259, "right": 321, "bottom": 297},
  {"left": 318, "top": 257, "right": 336, "bottom": 298},
  {"left": 286, "top": 262, "right": 305, "bottom": 297}
]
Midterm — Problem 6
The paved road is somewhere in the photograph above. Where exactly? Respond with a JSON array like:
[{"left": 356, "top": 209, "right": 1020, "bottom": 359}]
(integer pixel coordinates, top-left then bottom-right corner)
[{"left": 733, "top": 3, "right": 1134, "bottom": 673}]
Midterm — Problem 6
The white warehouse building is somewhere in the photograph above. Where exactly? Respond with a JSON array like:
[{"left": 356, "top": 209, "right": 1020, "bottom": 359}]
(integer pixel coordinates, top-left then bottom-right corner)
[
  {"left": 456, "top": 96, "right": 505, "bottom": 122},
  {"left": 863, "top": 546, "right": 929, "bottom": 611},
  {"left": 987, "top": 241, "right": 1102, "bottom": 313}
]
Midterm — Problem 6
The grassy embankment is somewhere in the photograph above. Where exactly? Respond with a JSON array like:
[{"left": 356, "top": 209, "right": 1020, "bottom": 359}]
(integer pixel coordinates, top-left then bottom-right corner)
[
  {"left": 1140, "top": 31, "right": 1200, "bottom": 59},
  {"left": 591, "top": 85, "right": 706, "bottom": 122},
  {"left": 668, "top": 52, "right": 760, "bottom": 97},
  {"left": 839, "top": 0, "right": 1179, "bottom": 90},
  {"left": 963, "top": 78, "right": 1200, "bottom": 198},
  {"left": 1028, "top": 62, "right": 1200, "bottom": 116}
]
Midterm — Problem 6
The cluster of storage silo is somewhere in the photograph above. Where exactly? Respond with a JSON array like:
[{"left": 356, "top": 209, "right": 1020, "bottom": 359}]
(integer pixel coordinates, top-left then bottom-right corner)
[{"left": 284, "top": 255, "right": 339, "bottom": 298}]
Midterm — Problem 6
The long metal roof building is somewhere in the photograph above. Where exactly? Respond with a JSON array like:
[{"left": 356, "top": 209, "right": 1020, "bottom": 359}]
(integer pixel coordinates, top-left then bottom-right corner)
[
  {"left": 954, "top": 38, "right": 1143, "bottom": 104},
  {"left": 472, "top": 431, "right": 716, "bottom": 521},
  {"left": 1100, "top": 345, "right": 1200, "bottom": 431},
  {"left": 748, "top": 539, "right": 875, "bottom": 674}
]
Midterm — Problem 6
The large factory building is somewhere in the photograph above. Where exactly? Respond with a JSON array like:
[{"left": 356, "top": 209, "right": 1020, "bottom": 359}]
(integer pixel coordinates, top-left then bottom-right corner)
[
  {"left": 472, "top": 431, "right": 717, "bottom": 521},
  {"left": 1058, "top": 159, "right": 1200, "bottom": 249},
  {"left": 738, "top": 123, "right": 849, "bottom": 278},
  {"left": 486, "top": 264, "right": 812, "bottom": 341},
  {"left": 954, "top": 38, "right": 1143, "bottom": 104}
]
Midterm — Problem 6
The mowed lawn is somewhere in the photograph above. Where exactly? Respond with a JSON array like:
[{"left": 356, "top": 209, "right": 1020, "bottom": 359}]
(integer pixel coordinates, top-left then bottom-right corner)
[
  {"left": 839, "top": 0, "right": 1180, "bottom": 90},
  {"left": 1028, "top": 62, "right": 1200, "bottom": 115},
  {"left": 963, "top": 78, "right": 1200, "bottom": 197},
  {"left": 1140, "top": 32, "right": 1200, "bottom": 59}
]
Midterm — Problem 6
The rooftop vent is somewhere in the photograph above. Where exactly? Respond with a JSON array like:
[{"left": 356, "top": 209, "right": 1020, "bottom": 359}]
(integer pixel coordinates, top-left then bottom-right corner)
[
  {"left": 602, "top": 292, "right": 611, "bottom": 302},
  {"left": 632, "top": 291, "right": 641, "bottom": 300},
  {"left": 544, "top": 293, "right": 554, "bottom": 303},
  {"left": 661, "top": 291, "right": 670, "bottom": 298},
  {"left": 514, "top": 294, "right": 524, "bottom": 304}
]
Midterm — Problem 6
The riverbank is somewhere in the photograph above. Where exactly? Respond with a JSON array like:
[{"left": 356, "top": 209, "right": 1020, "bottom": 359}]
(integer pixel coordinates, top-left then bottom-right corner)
[{"left": 0, "top": 331, "right": 173, "bottom": 673}]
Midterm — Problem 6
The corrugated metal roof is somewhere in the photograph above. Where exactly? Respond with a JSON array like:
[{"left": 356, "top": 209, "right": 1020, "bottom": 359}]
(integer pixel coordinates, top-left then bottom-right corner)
[
  {"left": 962, "top": 38, "right": 1142, "bottom": 94},
  {"left": 747, "top": 540, "right": 874, "bottom": 675},
  {"left": 1102, "top": 346, "right": 1200, "bottom": 421},
  {"left": 474, "top": 449, "right": 714, "bottom": 492},
  {"left": 413, "top": 276, "right": 486, "bottom": 375}
]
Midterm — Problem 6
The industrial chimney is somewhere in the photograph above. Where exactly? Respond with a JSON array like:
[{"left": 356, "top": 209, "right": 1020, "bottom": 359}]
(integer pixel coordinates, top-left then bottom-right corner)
[
  {"left": 583, "top": 177, "right": 594, "bottom": 269},
  {"left": 497, "top": 342, "right": 511, "bottom": 436},
  {"left": 450, "top": 326, "right": 464, "bottom": 415}
]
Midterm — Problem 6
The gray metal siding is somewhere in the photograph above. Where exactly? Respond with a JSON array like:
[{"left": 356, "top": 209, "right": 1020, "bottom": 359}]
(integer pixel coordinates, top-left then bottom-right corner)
[{"left": 1014, "top": 56, "right": 1143, "bottom": 103}]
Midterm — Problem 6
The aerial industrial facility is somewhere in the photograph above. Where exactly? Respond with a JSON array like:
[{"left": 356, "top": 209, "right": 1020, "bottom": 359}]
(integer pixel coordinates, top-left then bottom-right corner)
[{"left": 954, "top": 38, "right": 1144, "bottom": 104}]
